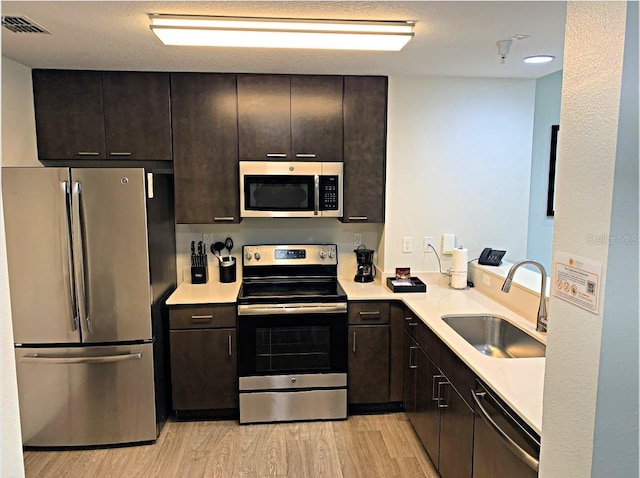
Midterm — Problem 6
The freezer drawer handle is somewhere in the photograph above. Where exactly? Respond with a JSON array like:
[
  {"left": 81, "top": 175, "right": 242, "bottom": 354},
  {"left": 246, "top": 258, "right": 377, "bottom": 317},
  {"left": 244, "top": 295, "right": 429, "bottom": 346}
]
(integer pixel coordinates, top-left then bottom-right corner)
[
  {"left": 472, "top": 390, "right": 540, "bottom": 472},
  {"left": 21, "top": 351, "right": 142, "bottom": 364}
]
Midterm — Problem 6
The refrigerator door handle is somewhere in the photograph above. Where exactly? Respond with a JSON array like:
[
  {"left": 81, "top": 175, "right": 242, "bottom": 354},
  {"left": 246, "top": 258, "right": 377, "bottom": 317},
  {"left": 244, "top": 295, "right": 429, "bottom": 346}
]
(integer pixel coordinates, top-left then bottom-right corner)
[
  {"left": 72, "top": 181, "right": 91, "bottom": 334},
  {"left": 62, "top": 180, "right": 79, "bottom": 331},
  {"left": 20, "top": 351, "right": 142, "bottom": 364}
]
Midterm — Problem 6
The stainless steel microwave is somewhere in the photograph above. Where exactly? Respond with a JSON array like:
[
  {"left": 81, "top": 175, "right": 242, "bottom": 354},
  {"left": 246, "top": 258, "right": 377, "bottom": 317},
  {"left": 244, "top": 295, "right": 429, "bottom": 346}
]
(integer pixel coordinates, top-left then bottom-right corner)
[{"left": 240, "top": 161, "right": 343, "bottom": 218}]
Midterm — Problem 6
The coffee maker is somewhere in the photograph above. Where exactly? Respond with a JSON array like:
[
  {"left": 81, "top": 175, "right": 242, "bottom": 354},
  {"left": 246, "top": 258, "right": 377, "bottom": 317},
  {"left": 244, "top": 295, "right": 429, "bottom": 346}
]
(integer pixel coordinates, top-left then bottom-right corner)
[{"left": 354, "top": 245, "right": 376, "bottom": 283}]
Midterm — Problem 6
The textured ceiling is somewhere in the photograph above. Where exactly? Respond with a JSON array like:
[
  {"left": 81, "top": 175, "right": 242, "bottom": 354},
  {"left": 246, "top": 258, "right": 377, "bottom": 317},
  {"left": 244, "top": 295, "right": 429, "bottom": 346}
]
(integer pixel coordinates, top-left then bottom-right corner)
[{"left": 1, "top": 1, "right": 566, "bottom": 79}]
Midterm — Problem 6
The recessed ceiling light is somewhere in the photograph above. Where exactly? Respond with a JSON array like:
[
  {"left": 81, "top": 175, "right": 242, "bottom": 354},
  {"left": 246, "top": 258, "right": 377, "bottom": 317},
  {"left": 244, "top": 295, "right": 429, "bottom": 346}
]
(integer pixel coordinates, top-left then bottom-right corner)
[
  {"left": 523, "top": 55, "right": 555, "bottom": 64},
  {"left": 149, "top": 14, "right": 415, "bottom": 51}
]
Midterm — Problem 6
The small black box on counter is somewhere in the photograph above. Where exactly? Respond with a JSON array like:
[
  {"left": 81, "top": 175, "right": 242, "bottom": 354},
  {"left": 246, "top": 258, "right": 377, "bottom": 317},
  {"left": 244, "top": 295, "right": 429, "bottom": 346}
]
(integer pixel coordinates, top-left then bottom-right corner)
[
  {"left": 191, "top": 265, "right": 208, "bottom": 284},
  {"left": 386, "top": 276, "right": 427, "bottom": 293}
]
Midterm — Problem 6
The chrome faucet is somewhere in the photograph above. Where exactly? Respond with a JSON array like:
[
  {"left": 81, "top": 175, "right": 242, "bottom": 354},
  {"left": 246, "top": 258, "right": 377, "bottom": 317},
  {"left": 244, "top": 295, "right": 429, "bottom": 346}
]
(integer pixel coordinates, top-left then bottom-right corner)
[{"left": 501, "top": 260, "right": 548, "bottom": 333}]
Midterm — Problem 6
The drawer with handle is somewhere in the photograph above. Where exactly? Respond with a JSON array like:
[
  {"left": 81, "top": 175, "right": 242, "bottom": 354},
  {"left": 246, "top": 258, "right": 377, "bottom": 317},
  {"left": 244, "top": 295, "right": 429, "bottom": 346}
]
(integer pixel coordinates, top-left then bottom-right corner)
[
  {"left": 348, "top": 301, "right": 390, "bottom": 325},
  {"left": 169, "top": 304, "right": 236, "bottom": 329}
]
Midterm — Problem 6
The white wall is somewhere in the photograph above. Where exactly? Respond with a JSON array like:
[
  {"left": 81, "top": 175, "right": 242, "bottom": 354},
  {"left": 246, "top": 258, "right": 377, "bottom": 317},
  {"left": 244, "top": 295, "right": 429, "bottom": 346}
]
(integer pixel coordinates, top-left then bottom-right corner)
[
  {"left": 539, "top": 2, "right": 634, "bottom": 476},
  {"left": 526, "top": 70, "right": 562, "bottom": 272},
  {"left": 0, "top": 58, "right": 28, "bottom": 477},
  {"left": 1, "top": 57, "right": 39, "bottom": 167},
  {"left": 383, "top": 76, "right": 535, "bottom": 273}
]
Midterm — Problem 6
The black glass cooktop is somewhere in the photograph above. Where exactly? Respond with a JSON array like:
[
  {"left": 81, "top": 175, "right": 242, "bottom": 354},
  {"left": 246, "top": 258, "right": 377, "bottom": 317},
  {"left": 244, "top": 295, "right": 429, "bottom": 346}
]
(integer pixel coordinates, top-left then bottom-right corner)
[{"left": 238, "top": 280, "right": 346, "bottom": 304}]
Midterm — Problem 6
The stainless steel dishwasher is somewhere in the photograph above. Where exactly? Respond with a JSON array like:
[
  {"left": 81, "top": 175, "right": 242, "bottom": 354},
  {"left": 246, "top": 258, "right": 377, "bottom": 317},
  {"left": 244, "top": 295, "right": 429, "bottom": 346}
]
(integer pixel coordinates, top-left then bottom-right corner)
[{"left": 472, "top": 381, "right": 540, "bottom": 478}]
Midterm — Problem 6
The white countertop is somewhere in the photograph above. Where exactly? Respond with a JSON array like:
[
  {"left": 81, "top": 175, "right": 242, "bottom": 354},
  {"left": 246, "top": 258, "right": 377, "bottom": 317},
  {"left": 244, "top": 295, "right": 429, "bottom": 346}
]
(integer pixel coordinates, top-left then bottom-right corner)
[{"left": 166, "top": 269, "right": 545, "bottom": 435}]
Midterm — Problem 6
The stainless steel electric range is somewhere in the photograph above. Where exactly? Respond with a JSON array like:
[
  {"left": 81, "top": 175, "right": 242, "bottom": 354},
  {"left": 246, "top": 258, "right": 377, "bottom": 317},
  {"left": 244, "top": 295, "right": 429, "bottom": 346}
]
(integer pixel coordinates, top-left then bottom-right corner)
[{"left": 237, "top": 244, "right": 348, "bottom": 424}]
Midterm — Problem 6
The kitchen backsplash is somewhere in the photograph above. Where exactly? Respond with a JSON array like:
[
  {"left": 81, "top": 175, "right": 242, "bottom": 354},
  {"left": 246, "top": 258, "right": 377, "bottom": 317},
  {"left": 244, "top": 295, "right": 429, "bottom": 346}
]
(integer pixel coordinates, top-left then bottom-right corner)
[{"left": 175, "top": 219, "right": 382, "bottom": 284}]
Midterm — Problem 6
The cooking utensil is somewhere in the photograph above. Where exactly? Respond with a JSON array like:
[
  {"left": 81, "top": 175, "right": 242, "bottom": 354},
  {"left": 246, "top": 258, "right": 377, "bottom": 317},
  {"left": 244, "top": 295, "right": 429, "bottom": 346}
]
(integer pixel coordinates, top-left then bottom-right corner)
[
  {"left": 211, "top": 241, "right": 225, "bottom": 263},
  {"left": 224, "top": 237, "right": 233, "bottom": 258}
]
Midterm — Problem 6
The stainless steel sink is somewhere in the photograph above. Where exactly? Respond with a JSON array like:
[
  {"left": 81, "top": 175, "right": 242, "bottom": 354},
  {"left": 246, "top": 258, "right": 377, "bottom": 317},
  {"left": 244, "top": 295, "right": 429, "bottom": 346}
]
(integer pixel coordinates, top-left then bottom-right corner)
[{"left": 441, "top": 314, "right": 546, "bottom": 358}]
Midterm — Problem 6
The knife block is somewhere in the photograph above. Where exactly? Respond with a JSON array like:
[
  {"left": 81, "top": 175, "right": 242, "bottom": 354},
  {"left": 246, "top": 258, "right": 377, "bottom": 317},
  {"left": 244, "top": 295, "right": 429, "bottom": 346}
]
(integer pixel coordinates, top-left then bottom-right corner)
[{"left": 191, "top": 257, "right": 208, "bottom": 284}]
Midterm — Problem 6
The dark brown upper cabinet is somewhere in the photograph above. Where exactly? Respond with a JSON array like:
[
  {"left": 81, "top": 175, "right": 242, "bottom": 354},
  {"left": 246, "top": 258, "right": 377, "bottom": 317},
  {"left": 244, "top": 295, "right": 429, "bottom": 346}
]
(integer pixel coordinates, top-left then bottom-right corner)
[
  {"left": 291, "top": 75, "right": 343, "bottom": 161},
  {"left": 170, "top": 73, "right": 240, "bottom": 224},
  {"left": 237, "top": 74, "right": 343, "bottom": 161},
  {"left": 32, "top": 70, "right": 107, "bottom": 160},
  {"left": 342, "top": 76, "right": 388, "bottom": 223},
  {"left": 237, "top": 74, "right": 291, "bottom": 160},
  {"left": 32, "top": 70, "right": 172, "bottom": 161}
]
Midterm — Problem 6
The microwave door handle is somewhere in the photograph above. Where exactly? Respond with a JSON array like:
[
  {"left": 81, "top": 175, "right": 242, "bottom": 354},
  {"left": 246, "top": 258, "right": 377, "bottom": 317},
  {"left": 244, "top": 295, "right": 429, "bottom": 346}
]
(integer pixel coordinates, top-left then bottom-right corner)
[{"left": 314, "top": 175, "right": 320, "bottom": 216}]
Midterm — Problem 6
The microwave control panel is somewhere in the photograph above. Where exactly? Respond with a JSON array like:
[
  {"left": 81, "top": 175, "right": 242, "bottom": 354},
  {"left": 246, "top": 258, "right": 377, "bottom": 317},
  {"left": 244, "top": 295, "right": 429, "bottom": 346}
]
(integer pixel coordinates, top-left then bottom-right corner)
[{"left": 319, "top": 176, "right": 339, "bottom": 210}]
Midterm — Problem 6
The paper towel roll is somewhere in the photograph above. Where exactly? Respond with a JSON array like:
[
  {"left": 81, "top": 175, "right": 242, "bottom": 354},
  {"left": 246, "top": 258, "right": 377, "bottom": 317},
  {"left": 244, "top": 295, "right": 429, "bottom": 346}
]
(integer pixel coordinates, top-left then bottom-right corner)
[{"left": 451, "top": 247, "right": 468, "bottom": 289}]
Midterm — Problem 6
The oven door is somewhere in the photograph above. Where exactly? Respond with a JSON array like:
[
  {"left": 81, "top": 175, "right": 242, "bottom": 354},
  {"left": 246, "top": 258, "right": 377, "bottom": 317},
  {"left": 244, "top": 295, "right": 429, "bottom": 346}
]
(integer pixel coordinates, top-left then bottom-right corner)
[{"left": 237, "top": 309, "right": 348, "bottom": 377}]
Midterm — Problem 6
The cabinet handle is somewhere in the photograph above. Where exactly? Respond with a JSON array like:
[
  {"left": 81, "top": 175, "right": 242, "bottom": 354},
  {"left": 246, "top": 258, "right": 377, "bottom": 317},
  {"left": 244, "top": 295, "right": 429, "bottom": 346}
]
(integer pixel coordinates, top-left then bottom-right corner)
[
  {"left": 77, "top": 152, "right": 100, "bottom": 156},
  {"left": 437, "top": 379, "right": 450, "bottom": 409},
  {"left": 409, "top": 346, "right": 418, "bottom": 369},
  {"left": 109, "top": 152, "right": 132, "bottom": 157},
  {"left": 266, "top": 153, "right": 287, "bottom": 158},
  {"left": 295, "top": 153, "right": 317, "bottom": 158},
  {"left": 191, "top": 315, "right": 213, "bottom": 321},
  {"left": 228, "top": 335, "right": 232, "bottom": 356},
  {"left": 347, "top": 216, "right": 368, "bottom": 221},
  {"left": 359, "top": 311, "right": 380, "bottom": 317},
  {"left": 404, "top": 316, "right": 413, "bottom": 321},
  {"left": 408, "top": 322, "right": 418, "bottom": 327},
  {"left": 352, "top": 331, "right": 357, "bottom": 353},
  {"left": 432, "top": 374, "right": 446, "bottom": 402},
  {"left": 213, "top": 217, "right": 235, "bottom": 222}
]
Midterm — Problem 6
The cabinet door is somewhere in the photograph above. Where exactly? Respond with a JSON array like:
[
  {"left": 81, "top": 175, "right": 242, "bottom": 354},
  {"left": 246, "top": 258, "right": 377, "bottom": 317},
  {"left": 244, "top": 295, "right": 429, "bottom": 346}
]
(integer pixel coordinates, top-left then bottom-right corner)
[
  {"left": 348, "top": 325, "right": 389, "bottom": 404},
  {"left": 291, "top": 75, "right": 343, "bottom": 161},
  {"left": 403, "top": 330, "right": 418, "bottom": 419},
  {"left": 171, "top": 73, "right": 239, "bottom": 224},
  {"left": 342, "top": 76, "right": 388, "bottom": 223},
  {"left": 389, "top": 303, "right": 407, "bottom": 402},
  {"left": 439, "top": 383, "right": 474, "bottom": 478},
  {"left": 32, "top": 69, "right": 106, "bottom": 160},
  {"left": 237, "top": 74, "right": 291, "bottom": 160},
  {"left": 102, "top": 72, "right": 172, "bottom": 160},
  {"left": 170, "top": 328, "right": 237, "bottom": 410},
  {"left": 413, "top": 348, "right": 442, "bottom": 469}
]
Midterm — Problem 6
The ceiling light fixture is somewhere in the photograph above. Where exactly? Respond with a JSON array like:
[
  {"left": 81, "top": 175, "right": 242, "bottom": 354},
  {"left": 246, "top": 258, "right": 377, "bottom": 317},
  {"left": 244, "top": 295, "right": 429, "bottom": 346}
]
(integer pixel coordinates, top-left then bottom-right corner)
[
  {"left": 523, "top": 55, "right": 555, "bottom": 64},
  {"left": 149, "top": 14, "right": 415, "bottom": 51}
]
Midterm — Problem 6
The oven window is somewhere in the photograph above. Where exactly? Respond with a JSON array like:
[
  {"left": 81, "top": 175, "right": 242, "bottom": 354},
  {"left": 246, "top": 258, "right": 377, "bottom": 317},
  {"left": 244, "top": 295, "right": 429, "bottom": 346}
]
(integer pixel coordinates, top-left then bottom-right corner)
[
  {"left": 244, "top": 176, "right": 314, "bottom": 211},
  {"left": 256, "top": 326, "right": 331, "bottom": 372}
]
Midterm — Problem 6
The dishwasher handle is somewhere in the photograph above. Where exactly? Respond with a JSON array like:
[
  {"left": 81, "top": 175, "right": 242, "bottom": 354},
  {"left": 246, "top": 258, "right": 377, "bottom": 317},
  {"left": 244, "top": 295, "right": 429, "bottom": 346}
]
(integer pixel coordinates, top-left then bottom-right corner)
[{"left": 472, "top": 390, "right": 540, "bottom": 472}]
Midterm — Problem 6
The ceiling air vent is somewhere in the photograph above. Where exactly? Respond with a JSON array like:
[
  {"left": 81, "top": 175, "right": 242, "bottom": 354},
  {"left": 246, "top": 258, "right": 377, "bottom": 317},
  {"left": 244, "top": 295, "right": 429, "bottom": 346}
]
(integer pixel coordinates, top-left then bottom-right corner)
[{"left": 1, "top": 15, "right": 51, "bottom": 34}]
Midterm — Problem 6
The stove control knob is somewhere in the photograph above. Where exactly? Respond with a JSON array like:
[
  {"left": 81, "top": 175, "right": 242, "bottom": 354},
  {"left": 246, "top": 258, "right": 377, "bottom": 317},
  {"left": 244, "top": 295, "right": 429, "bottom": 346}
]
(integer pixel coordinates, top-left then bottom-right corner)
[
  {"left": 254, "top": 252, "right": 261, "bottom": 261},
  {"left": 245, "top": 252, "right": 252, "bottom": 261},
  {"left": 328, "top": 250, "right": 336, "bottom": 259},
  {"left": 319, "top": 250, "right": 327, "bottom": 259}
]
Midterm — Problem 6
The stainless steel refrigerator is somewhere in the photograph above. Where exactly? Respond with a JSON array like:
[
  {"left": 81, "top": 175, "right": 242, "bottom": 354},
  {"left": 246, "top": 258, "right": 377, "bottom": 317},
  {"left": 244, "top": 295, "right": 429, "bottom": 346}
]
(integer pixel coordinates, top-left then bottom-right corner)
[{"left": 2, "top": 167, "right": 176, "bottom": 447}]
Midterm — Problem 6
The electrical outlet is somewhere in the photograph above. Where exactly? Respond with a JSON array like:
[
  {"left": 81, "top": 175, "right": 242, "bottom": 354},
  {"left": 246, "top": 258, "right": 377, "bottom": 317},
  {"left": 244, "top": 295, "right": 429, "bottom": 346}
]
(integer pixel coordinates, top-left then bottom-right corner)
[
  {"left": 402, "top": 237, "right": 413, "bottom": 253},
  {"left": 424, "top": 236, "right": 434, "bottom": 252},
  {"left": 353, "top": 233, "right": 363, "bottom": 248},
  {"left": 202, "top": 233, "right": 214, "bottom": 246},
  {"left": 483, "top": 273, "right": 491, "bottom": 287}
]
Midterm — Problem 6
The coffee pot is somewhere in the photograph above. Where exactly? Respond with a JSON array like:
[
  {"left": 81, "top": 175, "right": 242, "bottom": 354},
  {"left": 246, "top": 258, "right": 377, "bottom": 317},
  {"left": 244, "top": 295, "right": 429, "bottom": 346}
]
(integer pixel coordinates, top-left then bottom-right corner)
[{"left": 354, "top": 245, "right": 376, "bottom": 283}]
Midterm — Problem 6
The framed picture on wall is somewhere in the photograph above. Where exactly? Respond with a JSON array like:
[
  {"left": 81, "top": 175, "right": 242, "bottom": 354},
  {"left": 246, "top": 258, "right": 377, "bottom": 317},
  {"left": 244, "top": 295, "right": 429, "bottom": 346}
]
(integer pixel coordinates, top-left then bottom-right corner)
[{"left": 547, "top": 124, "right": 560, "bottom": 217}]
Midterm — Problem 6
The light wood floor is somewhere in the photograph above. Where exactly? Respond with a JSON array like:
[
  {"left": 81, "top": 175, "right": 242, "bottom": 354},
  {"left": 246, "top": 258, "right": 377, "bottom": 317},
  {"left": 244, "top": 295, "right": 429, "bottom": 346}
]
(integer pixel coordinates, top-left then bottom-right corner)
[{"left": 24, "top": 413, "right": 438, "bottom": 478}]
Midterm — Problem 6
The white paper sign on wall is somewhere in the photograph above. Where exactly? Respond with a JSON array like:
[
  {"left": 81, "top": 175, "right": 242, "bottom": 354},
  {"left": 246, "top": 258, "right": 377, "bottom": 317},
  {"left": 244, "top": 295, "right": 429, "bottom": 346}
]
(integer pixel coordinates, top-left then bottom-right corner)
[{"left": 552, "top": 251, "right": 602, "bottom": 314}]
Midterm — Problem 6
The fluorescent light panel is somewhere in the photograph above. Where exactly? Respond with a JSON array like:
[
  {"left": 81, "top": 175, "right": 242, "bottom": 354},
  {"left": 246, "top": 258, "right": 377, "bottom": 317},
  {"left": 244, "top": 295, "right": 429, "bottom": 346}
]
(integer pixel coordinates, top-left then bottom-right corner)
[
  {"left": 149, "top": 14, "right": 414, "bottom": 51},
  {"left": 524, "top": 55, "right": 555, "bottom": 64}
]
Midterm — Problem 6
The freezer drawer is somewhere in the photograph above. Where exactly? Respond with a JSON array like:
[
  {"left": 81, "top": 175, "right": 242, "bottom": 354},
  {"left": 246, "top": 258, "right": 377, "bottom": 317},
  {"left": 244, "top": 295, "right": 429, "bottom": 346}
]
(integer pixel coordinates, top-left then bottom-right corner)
[{"left": 15, "top": 344, "right": 157, "bottom": 447}]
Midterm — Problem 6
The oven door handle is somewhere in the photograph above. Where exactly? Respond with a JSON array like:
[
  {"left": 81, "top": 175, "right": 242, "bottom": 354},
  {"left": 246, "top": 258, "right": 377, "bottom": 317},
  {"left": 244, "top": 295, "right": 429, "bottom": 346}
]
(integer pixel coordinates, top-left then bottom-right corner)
[{"left": 238, "top": 303, "right": 347, "bottom": 316}]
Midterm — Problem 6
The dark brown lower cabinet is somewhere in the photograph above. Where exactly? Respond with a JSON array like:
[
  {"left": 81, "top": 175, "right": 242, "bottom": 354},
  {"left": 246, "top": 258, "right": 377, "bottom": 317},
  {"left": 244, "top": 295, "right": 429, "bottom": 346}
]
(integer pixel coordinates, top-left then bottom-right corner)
[
  {"left": 439, "top": 382, "right": 474, "bottom": 478},
  {"left": 403, "top": 314, "right": 474, "bottom": 478},
  {"left": 404, "top": 330, "right": 441, "bottom": 468},
  {"left": 348, "top": 325, "right": 389, "bottom": 404},
  {"left": 169, "top": 328, "right": 237, "bottom": 410}
]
